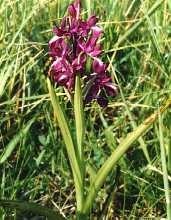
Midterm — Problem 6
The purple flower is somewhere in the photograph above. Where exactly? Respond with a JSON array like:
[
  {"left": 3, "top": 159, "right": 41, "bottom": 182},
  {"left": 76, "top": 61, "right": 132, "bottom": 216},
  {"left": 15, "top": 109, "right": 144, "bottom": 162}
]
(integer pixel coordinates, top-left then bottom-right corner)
[
  {"left": 85, "top": 59, "right": 118, "bottom": 107},
  {"left": 78, "top": 26, "right": 102, "bottom": 57},
  {"left": 50, "top": 57, "right": 74, "bottom": 90},
  {"left": 49, "top": 36, "right": 71, "bottom": 58},
  {"left": 48, "top": 0, "right": 117, "bottom": 106}
]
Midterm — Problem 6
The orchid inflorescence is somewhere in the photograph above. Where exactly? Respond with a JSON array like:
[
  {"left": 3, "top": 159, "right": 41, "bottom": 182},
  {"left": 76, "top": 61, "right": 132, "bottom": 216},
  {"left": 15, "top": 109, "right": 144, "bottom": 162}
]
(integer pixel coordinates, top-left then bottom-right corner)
[{"left": 49, "top": 0, "right": 117, "bottom": 107}]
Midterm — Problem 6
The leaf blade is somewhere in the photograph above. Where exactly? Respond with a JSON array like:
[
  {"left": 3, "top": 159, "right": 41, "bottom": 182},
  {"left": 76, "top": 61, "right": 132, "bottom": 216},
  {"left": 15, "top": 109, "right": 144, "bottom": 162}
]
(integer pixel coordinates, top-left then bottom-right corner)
[{"left": 83, "top": 99, "right": 171, "bottom": 214}]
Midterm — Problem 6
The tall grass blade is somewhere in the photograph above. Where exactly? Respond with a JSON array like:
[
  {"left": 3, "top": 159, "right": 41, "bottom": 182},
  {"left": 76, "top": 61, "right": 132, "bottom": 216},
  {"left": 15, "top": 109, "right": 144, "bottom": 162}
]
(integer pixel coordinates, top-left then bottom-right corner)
[
  {"left": 0, "top": 61, "right": 14, "bottom": 98},
  {"left": 0, "top": 118, "right": 35, "bottom": 164},
  {"left": 112, "top": 69, "right": 151, "bottom": 163},
  {"left": 116, "top": 0, "right": 164, "bottom": 47},
  {"left": 109, "top": 0, "right": 164, "bottom": 68},
  {"left": 158, "top": 111, "right": 171, "bottom": 220},
  {"left": 85, "top": 0, "right": 91, "bottom": 17}
]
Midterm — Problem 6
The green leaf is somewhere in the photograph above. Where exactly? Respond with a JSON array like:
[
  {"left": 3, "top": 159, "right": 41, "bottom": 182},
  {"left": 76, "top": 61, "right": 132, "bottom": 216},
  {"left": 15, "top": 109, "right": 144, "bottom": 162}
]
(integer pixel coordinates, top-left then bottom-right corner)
[
  {"left": 35, "top": 149, "right": 46, "bottom": 167},
  {"left": 0, "top": 118, "right": 35, "bottom": 164},
  {"left": 38, "top": 135, "right": 47, "bottom": 146},
  {"left": 47, "top": 78, "right": 83, "bottom": 213},
  {"left": 83, "top": 99, "right": 171, "bottom": 214},
  {"left": 74, "top": 75, "right": 85, "bottom": 212}
]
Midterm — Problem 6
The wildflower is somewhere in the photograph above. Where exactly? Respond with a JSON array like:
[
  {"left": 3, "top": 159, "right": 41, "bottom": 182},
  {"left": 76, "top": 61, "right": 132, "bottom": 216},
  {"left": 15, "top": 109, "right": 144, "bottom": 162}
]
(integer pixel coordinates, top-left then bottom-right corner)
[
  {"left": 48, "top": 0, "right": 117, "bottom": 106},
  {"left": 78, "top": 26, "right": 102, "bottom": 57},
  {"left": 85, "top": 59, "right": 118, "bottom": 107}
]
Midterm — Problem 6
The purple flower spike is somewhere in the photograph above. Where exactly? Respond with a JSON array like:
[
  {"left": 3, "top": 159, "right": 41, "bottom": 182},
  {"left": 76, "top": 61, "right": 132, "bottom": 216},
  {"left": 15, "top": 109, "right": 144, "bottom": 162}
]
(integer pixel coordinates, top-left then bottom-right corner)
[{"left": 48, "top": 0, "right": 118, "bottom": 107}]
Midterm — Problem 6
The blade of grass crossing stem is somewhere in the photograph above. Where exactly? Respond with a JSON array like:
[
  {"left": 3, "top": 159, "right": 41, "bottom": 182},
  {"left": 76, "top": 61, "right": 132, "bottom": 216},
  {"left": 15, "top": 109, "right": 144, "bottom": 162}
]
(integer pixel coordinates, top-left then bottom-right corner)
[
  {"left": 83, "top": 99, "right": 171, "bottom": 214},
  {"left": 47, "top": 78, "right": 83, "bottom": 214},
  {"left": 158, "top": 110, "right": 171, "bottom": 220},
  {"left": 74, "top": 75, "right": 84, "bottom": 171},
  {"left": 0, "top": 118, "right": 35, "bottom": 164},
  {"left": 0, "top": 200, "right": 65, "bottom": 220}
]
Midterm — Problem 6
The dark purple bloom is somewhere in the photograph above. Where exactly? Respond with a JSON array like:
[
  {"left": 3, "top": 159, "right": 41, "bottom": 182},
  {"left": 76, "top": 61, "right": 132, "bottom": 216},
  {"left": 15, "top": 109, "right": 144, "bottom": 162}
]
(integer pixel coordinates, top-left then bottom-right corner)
[
  {"left": 50, "top": 57, "right": 74, "bottom": 90},
  {"left": 72, "top": 53, "right": 86, "bottom": 72},
  {"left": 85, "top": 59, "right": 118, "bottom": 107},
  {"left": 48, "top": 0, "right": 117, "bottom": 106},
  {"left": 49, "top": 36, "right": 71, "bottom": 58},
  {"left": 78, "top": 26, "right": 102, "bottom": 57}
]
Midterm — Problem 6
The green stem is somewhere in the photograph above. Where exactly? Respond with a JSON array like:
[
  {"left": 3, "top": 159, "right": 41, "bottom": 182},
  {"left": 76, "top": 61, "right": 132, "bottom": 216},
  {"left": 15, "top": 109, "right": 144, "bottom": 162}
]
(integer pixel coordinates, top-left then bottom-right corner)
[
  {"left": 74, "top": 75, "right": 84, "bottom": 163},
  {"left": 83, "top": 99, "right": 171, "bottom": 214},
  {"left": 74, "top": 75, "right": 85, "bottom": 216}
]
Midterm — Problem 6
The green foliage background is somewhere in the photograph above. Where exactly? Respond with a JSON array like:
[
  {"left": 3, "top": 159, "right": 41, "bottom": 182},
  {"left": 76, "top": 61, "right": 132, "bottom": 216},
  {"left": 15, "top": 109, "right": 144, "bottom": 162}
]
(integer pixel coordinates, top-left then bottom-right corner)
[{"left": 0, "top": 0, "right": 171, "bottom": 219}]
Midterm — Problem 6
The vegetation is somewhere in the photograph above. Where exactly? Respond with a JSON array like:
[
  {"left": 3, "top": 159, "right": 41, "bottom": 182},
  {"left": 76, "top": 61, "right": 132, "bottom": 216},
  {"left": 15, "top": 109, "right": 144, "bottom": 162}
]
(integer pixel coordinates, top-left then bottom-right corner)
[{"left": 0, "top": 0, "right": 171, "bottom": 219}]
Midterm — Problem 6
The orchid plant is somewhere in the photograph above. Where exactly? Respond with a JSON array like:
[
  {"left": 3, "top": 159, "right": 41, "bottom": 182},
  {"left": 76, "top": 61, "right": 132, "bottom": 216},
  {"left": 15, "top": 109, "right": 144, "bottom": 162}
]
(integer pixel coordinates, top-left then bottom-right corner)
[
  {"left": 46, "top": 0, "right": 171, "bottom": 219},
  {"left": 48, "top": 0, "right": 117, "bottom": 217},
  {"left": 0, "top": 0, "right": 170, "bottom": 219}
]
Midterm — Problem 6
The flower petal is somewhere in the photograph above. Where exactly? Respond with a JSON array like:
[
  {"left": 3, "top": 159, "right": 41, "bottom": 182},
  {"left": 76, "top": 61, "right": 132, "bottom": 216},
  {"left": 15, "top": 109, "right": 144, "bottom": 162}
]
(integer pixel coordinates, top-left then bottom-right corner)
[
  {"left": 92, "top": 59, "right": 107, "bottom": 74},
  {"left": 85, "top": 84, "right": 99, "bottom": 103},
  {"left": 68, "top": 4, "right": 77, "bottom": 17},
  {"left": 91, "top": 26, "right": 102, "bottom": 38},
  {"left": 104, "top": 83, "right": 118, "bottom": 96},
  {"left": 87, "top": 15, "right": 98, "bottom": 27}
]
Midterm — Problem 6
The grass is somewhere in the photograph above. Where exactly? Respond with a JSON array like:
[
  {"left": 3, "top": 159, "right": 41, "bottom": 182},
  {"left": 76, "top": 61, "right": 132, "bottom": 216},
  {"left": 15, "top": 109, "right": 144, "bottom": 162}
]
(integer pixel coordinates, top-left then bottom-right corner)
[{"left": 0, "top": 0, "right": 171, "bottom": 219}]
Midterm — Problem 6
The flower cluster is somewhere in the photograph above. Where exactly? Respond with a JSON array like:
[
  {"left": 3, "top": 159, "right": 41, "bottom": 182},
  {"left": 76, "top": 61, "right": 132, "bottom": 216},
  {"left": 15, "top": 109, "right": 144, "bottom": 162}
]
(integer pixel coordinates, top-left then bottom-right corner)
[{"left": 49, "top": 0, "right": 117, "bottom": 107}]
